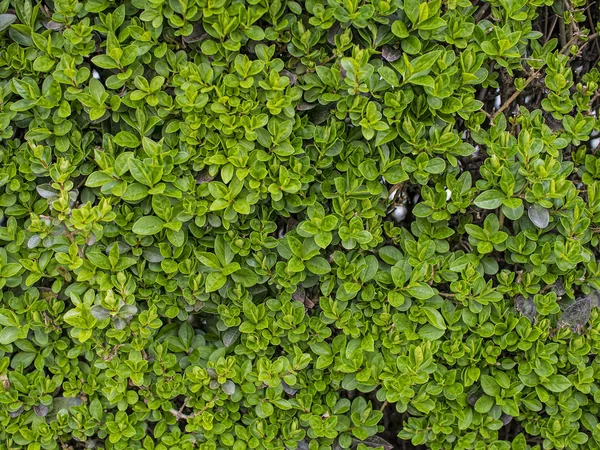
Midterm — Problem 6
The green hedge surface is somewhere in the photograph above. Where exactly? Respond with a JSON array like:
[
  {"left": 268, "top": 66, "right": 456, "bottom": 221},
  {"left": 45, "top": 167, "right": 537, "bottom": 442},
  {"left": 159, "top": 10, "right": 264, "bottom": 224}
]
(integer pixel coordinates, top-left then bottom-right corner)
[{"left": 1, "top": 0, "right": 600, "bottom": 449}]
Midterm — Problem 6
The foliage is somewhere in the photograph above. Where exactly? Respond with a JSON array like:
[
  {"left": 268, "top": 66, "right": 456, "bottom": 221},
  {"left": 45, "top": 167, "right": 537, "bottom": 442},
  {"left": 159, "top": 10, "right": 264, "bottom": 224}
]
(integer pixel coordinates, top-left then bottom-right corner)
[{"left": 0, "top": 0, "right": 599, "bottom": 449}]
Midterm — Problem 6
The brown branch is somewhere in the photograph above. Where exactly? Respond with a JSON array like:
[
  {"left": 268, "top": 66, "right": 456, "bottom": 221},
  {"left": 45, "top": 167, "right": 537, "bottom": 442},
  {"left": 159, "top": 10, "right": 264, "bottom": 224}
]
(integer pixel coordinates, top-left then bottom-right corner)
[
  {"left": 170, "top": 394, "right": 219, "bottom": 421},
  {"left": 490, "top": 69, "right": 542, "bottom": 121},
  {"left": 546, "top": 16, "right": 559, "bottom": 44},
  {"left": 560, "top": 32, "right": 598, "bottom": 55},
  {"left": 587, "top": 3, "right": 600, "bottom": 54},
  {"left": 573, "top": 32, "right": 599, "bottom": 57},
  {"left": 563, "top": 0, "right": 576, "bottom": 42},
  {"left": 474, "top": 3, "right": 490, "bottom": 21},
  {"left": 559, "top": 16, "right": 567, "bottom": 49},
  {"left": 438, "top": 292, "right": 457, "bottom": 297},
  {"left": 490, "top": 31, "right": 598, "bottom": 121}
]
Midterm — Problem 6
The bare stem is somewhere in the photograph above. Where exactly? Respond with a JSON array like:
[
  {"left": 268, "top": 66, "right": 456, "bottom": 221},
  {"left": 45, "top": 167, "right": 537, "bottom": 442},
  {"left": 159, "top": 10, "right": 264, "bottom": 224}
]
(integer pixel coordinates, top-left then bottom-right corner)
[
  {"left": 491, "top": 69, "right": 542, "bottom": 120},
  {"left": 491, "top": 31, "right": 598, "bottom": 121}
]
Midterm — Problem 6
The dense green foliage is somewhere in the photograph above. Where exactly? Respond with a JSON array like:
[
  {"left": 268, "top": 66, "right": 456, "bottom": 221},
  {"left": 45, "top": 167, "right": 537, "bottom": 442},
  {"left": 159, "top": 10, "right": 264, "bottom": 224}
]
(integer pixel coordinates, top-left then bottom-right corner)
[{"left": 0, "top": 0, "right": 600, "bottom": 449}]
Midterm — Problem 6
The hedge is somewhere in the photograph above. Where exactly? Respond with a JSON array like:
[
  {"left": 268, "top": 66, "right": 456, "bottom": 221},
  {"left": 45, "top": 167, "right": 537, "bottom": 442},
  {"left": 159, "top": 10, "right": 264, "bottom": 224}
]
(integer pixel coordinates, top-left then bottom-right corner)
[{"left": 0, "top": 0, "right": 599, "bottom": 449}]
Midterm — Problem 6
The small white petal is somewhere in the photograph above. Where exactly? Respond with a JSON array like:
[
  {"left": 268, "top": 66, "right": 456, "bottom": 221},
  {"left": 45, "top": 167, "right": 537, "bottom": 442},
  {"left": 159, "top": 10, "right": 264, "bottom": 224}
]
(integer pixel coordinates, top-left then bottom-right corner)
[
  {"left": 391, "top": 205, "right": 407, "bottom": 222},
  {"left": 494, "top": 93, "right": 501, "bottom": 110}
]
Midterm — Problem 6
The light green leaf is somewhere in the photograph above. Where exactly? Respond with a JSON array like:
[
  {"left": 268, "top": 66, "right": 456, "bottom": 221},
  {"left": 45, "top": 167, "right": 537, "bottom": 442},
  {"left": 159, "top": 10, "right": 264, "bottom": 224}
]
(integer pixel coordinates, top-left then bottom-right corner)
[
  {"left": 0, "top": 326, "right": 19, "bottom": 345},
  {"left": 474, "top": 190, "right": 505, "bottom": 209},
  {"left": 543, "top": 375, "right": 571, "bottom": 393},
  {"left": 115, "top": 131, "right": 140, "bottom": 148},
  {"left": 422, "top": 306, "right": 446, "bottom": 330},
  {"left": 206, "top": 272, "right": 227, "bottom": 293},
  {"left": 132, "top": 216, "right": 164, "bottom": 235},
  {"left": 305, "top": 256, "right": 331, "bottom": 275},
  {"left": 0, "top": 14, "right": 16, "bottom": 32}
]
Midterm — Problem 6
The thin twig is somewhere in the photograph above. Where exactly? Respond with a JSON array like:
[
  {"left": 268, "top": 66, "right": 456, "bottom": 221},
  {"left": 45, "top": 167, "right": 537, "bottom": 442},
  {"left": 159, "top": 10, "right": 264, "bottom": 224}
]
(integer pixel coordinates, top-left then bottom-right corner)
[
  {"left": 491, "top": 31, "right": 598, "bottom": 121},
  {"left": 559, "top": 16, "right": 567, "bottom": 49},
  {"left": 571, "top": 32, "right": 599, "bottom": 57},
  {"left": 170, "top": 394, "right": 219, "bottom": 420},
  {"left": 474, "top": 3, "right": 490, "bottom": 21},
  {"left": 586, "top": 3, "right": 600, "bottom": 54},
  {"left": 491, "top": 69, "right": 542, "bottom": 120},
  {"left": 563, "top": 0, "right": 575, "bottom": 42},
  {"left": 546, "top": 15, "right": 559, "bottom": 44}
]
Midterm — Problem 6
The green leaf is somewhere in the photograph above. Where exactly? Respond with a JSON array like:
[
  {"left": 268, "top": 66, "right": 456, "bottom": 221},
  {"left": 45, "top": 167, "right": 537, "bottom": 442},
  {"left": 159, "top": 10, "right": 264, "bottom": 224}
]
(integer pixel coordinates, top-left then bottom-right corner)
[
  {"left": 222, "top": 328, "right": 240, "bottom": 347},
  {"left": 206, "top": 272, "right": 227, "bottom": 292},
  {"left": 222, "top": 380, "right": 236, "bottom": 395},
  {"left": 115, "top": 131, "right": 140, "bottom": 148},
  {"left": 121, "top": 183, "right": 149, "bottom": 201},
  {"left": 404, "top": 0, "right": 420, "bottom": 24},
  {"left": 310, "top": 342, "right": 332, "bottom": 356},
  {"left": 512, "top": 434, "right": 527, "bottom": 450},
  {"left": 422, "top": 307, "right": 446, "bottom": 330},
  {"left": 305, "top": 257, "right": 331, "bottom": 275},
  {"left": 86, "top": 172, "right": 115, "bottom": 187},
  {"left": 528, "top": 204, "right": 550, "bottom": 228},
  {"left": 89, "top": 398, "right": 103, "bottom": 421},
  {"left": 33, "top": 55, "right": 55, "bottom": 72},
  {"left": 0, "top": 14, "right": 17, "bottom": 32},
  {"left": 379, "top": 246, "right": 403, "bottom": 265},
  {"left": 0, "top": 326, "right": 19, "bottom": 345},
  {"left": 378, "top": 66, "right": 399, "bottom": 87},
  {"left": 418, "top": 324, "right": 445, "bottom": 341},
  {"left": 316, "top": 66, "right": 336, "bottom": 86},
  {"left": 481, "top": 375, "right": 501, "bottom": 396},
  {"left": 388, "top": 291, "right": 405, "bottom": 307},
  {"left": 474, "top": 190, "right": 505, "bottom": 209},
  {"left": 92, "top": 54, "right": 119, "bottom": 69},
  {"left": 1, "top": 263, "right": 21, "bottom": 277},
  {"left": 543, "top": 375, "right": 571, "bottom": 393},
  {"left": 132, "top": 216, "right": 164, "bottom": 235},
  {"left": 474, "top": 395, "right": 494, "bottom": 413},
  {"left": 358, "top": 160, "right": 379, "bottom": 181},
  {"left": 391, "top": 20, "right": 409, "bottom": 38},
  {"left": 129, "top": 159, "right": 153, "bottom": 186},
  {"left": 409, "top": 75, "right": 435, "bottom": 88},
  {"left": 231, "top": 268, "right": 258, "bottom": 287},
  {"left": 167, "top": 229, "right": 185, "bottom": 247},
  {"left": 412, "top": 50, "right": 442, "bottom": 73},
  {"left": 314, "top": 231, "right": 332, "bottom": 248},
  {"left": 406, "top": 283, "right": 435, "bottom": 300},
  {"left": 425, "top": 158, "right": 446, "bottom": 174}
]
